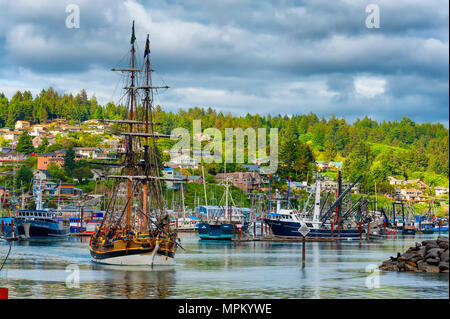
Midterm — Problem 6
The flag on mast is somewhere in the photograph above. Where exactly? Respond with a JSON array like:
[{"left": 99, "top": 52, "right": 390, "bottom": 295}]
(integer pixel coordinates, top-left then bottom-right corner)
[
  {"left": 144, "top": 34, "right": 150, "bottom": 58},
  {"left": 130, "top": 21, "right": 136, "bottom": 44}
]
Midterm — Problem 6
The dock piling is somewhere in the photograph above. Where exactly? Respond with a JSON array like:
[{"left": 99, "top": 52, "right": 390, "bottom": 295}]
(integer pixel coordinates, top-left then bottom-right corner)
[
  {"left": 359, "top": 222, "right": 362, "bottom": 242},
  {"left": 302, "top": 235, "right": 306, "bottom": 268}
]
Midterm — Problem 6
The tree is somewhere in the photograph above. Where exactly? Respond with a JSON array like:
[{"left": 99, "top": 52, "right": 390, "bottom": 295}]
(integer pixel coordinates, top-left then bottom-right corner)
[
  {"left": 16, "top": 131, "right": 35, "bottom": 154},
  {"left": 324, "top": 140, "right": 338, "bottom": 161},
  {"left": 47, "top": 162, "right": 68, "bottom": 181},
  {"left": 63, "top": 147, "right": 76, "bottom": 175},
  {"left": 36, "top": 136, "right": 49, "bottom": 154},
  {"left": 73, "top": 167, "right": 93, "bottom": 184},
  {"left": 16, "top": 165, "right": 33, "bottom": 190}
]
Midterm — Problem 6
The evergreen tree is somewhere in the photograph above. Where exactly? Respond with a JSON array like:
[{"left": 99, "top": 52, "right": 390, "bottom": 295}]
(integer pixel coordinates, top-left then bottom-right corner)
[
  {"left": 16, "top": 131, "right": 35, "bottom": 154},
  {"left": 63, "top": 147, "right": 76, "bottom": 175},
  {"left": 37, "top": 136, "right": 49, "bottom": 154}
]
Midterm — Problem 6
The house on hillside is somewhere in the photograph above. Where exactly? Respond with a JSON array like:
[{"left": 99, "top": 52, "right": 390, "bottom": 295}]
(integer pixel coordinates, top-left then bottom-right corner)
[
  {"left": 14, "top": 121, "right": 30, "bottom": 130},
  {"left": 435, "top": 186, "right": 449, "bottom": 196},
  {"left": 37, "top": 150, "right": 82, "bottom": 170},
  {"left": 0, "top": 152, "right": 29, "bottom": 166},
  {"left": 162, "top": 167, "right": 186, "bottom": 190},
  {"left": 34, "top": 169, "right": 51, "bottom": 181},
  {"left": 215, "top": 171, "right": 263, "bottom": 193}
]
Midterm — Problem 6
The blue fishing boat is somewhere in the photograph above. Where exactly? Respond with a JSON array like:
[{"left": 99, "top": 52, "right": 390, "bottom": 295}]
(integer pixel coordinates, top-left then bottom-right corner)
[
  {"left": 197, "top": 222, "right": 234, "bottom": 240},
  {"left": 264, "top": 176, "right": 364, "bottom": 239},
  {"left": 13, "top": 181, "right": 69, "bottom": 239},
  {"left": 264, "top": 210, "right": 362, "bottom": 238}
]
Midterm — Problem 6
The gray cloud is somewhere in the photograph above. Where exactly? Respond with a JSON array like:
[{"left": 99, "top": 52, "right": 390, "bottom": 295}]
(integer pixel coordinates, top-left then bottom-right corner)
[{"left": 0, "top": 0, "right": 448, "bottom": 126}]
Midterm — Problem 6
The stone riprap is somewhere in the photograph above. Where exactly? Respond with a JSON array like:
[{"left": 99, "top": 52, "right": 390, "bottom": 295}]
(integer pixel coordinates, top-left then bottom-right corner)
[{"left": 379, "top": 236, "right": 449, "bottom": 273}]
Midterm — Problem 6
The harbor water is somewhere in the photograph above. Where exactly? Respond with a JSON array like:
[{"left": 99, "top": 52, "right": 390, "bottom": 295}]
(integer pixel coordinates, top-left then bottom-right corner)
[{"left": 0, "top": 233, "right": 448, "bottom": 299}]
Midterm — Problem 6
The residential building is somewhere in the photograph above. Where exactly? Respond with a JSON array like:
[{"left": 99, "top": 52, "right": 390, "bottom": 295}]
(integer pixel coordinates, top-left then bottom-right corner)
[
  {"left": 290, "top": 181, "right": 311, "bottom": 192},
  {"left": 1, "top": 131, "right": 22, "bottom": 140},
  {"left": 15, "top": 121, "right": 31, "bottom": 130},
  {"left": 91, "top": 169, "right": 106, "bottom": 181},
  {"left": 187, "top": 175, "right": 203, "bottom": 183},
  {"left": 0, "top": 152, "right": 29, "bottom": 165},
  {"left": 215, "top": 171, "right": 263, "bottom": 193},
  {"left": 34, "top": 169, "right": 51, "bottom": 181},
  {"left": 435, "top": 186, "right": 449, "bottom": 196},
  {"left": 399, "top": 188, "right": 426, "bottom": 202},
  {"left": 316, "top": 161, "right": 342, "bottom": 171},
  {"left": 167, "top": 154, "right": 200, "bottom": 169},
  {"left": 162, "top": 168, "right": 186, "bottom": 190},
  {"left": 37, "top": 150, "right": 82, "bottom": 170},
  {"left": 320, "top": 180, "right": 360, "bottom": 193},
  {"left": 387, "top": 176, "right": 428, "bottom": 190}
]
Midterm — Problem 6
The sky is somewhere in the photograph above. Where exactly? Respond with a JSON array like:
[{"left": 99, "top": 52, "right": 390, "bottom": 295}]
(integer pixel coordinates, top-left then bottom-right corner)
[{"left": 0, "top": 0, "right": 448, "bottom": 126}]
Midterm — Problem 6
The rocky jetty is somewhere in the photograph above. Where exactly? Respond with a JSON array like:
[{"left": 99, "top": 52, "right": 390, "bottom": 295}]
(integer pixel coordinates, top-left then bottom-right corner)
[{"left": 379, "top": 236, "right": 449, "bottom": 273}]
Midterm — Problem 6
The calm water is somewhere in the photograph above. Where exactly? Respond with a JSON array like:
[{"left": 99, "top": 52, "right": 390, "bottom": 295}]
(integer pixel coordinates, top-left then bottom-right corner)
[{"left": 0, "top": 233, "right": 448, "bottom": 299}]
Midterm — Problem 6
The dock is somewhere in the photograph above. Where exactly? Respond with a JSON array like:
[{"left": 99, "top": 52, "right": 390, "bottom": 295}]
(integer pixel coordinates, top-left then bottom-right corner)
[{"left": 232, "top": 236, "right": 354, "bottom": 242}]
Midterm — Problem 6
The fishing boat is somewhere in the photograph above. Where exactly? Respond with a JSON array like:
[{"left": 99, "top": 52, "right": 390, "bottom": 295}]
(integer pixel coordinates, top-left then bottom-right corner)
[
  {"left": 172, "top": 216, "right": 199, "bottom": 231},
  {"left": 197, "top": 176, "right": 242, "bottom": 240},
  {"left": 88, "top": 22, "right": 184, "bottom": 266},
  {"left": 264, "top": 175, "right": 365, "bottom": 239},
  {"left": 13, "top": 181, "right": 69, "bottom": 239}
]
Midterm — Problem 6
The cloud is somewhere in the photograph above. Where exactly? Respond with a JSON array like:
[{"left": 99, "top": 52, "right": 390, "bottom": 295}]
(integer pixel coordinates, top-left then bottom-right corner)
[
  {"left": 0, "top": 0, "right": 447, "bottom": 126},
  {"left": 354, "top": 77, "right": 386, "bottom": 98}
]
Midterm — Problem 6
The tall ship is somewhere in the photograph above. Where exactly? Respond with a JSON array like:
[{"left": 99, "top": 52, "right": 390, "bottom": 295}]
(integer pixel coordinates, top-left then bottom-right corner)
[{"left": 89, "top": 22, "right": 184, "bottom": 265}]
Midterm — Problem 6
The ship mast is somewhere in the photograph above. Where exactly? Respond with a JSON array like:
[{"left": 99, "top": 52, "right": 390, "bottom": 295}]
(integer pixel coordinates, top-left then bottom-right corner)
[{"left": 126, "top": 21, "right": 137, "bottom": 231}]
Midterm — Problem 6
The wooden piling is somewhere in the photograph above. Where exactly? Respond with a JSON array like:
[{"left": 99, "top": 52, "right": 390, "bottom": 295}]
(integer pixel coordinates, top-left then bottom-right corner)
[
  {"left": 367, "top": 222, "right": 370, "bottom": 241},
  {"left": 338, "top": 222, "right": 341, "bottom": 239},
  {"left": 238, "top": 227, "right": 242, "bottom": 240},
  {"left": 253, "top": 221, "right": 256, "bottom": 238},
  {"left": 302, "top": 235, "right": 306, "bottom": 268},
  {"left": 330, "top": 222, "right": 334, "bottom": 238},
  {"left": 359, "top": 222, "right": 362, "bottom": 241},
  {"left": 233, "top": 223, "right": 236, "bottom": 239},
  {"left": 438, "top": 220, "right": 441, "bottom": 235}
]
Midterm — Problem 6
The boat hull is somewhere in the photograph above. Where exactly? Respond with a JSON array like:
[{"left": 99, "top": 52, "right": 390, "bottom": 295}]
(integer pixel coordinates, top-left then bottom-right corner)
[
  {"left": 197, "top": 223, "right": 233, "bottom": 240},
  {"left": 264, "top": 219, "right": 361, "bottom": 238},
  {"left": 89, "top": 234, "right": 176, "bottom": 266},
  {"left": 90, "top": 248, "right": 175, "bottom": 266},
  {"left": 15, "top": 219, "right": 69, "bottom": 239}
]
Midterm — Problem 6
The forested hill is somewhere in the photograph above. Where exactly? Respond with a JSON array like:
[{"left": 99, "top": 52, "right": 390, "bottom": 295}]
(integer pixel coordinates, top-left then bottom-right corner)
[{"left": 1, "top": 88, "right": 449, "bottom": 190}]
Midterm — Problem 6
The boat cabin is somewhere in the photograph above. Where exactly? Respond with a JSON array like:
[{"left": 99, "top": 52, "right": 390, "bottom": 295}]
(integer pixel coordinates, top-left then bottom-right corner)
[{"left": 15, "top": 210, "right": 62, "bottom": 222}]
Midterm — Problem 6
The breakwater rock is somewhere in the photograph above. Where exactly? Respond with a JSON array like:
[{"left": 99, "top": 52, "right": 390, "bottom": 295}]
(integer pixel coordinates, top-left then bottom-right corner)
[{"left": 379, "top": 236, "right": 449, "bottom": 273}]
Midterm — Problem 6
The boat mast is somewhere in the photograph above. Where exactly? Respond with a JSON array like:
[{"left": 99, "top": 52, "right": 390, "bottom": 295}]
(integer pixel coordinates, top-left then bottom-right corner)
[
  {"left": 125, "top": 21, "right": 137, "bottom": 231},
  {"left": 142, "top": 34, "right": 151, "bottom": 232}
]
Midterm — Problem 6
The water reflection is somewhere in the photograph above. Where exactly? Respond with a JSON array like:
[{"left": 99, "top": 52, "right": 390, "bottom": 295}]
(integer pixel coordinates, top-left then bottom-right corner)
[{"left": 1, "top": 233, "right": 448, "bottom": 298}]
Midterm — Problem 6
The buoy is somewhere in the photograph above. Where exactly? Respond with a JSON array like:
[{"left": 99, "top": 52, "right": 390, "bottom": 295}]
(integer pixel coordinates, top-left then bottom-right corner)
[{"left": 0, "top": 287, "right": 8, "bottom": 299}]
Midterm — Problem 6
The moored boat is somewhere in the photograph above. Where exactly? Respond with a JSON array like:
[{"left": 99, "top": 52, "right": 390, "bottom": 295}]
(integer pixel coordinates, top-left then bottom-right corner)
[{"left": 88, "top": 22, "right": 182, "bottom": 266}]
